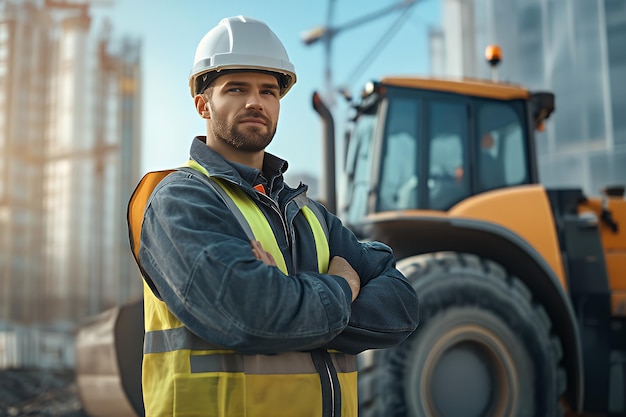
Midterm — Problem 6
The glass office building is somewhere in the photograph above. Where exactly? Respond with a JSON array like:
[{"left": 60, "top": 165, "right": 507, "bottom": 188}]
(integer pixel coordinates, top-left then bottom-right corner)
[{"left": 439, "top": 0, "right": 626, "bottom": 195}]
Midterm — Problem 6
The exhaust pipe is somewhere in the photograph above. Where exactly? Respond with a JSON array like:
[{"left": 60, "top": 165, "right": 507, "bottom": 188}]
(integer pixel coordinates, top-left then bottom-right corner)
[{"left": 311, "top": 91, "right": 336, "bottom": 214}]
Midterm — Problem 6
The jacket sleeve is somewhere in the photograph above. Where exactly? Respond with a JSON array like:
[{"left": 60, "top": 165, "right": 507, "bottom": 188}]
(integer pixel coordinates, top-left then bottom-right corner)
[
  {"left": 138, "top": 173, "right": 354, "bottom": 355},
  {"left": 320, "top": 205, "right": 419, "bottom": 354}
]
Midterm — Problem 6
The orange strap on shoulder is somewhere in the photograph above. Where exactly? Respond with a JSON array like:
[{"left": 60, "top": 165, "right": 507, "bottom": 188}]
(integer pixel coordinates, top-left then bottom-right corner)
[{"left": 127, "top": 170, "right": 175, "bottom": 262}]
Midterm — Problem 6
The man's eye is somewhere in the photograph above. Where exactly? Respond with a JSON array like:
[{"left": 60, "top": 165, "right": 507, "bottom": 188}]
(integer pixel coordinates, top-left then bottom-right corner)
[
  {"left": 229, "top": 87, "right": 243, "bottom": 93},
  {"left": 262, "top": 90, "right": 278, "bottom": 96}
]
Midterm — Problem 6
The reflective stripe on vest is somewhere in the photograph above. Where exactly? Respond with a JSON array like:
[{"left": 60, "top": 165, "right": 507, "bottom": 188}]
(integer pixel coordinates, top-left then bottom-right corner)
[
  {"left": 302, "top": 205, "right": 330, "bottom": 273},
  {"left": 143, "top": 326, "right": 356, "bottom": 373},
  {"left": 127, "top": 161, "right": 356, "bottom": 417}
]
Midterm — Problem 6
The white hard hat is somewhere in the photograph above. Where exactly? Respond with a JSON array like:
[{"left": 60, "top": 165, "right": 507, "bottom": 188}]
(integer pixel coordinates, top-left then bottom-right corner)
[{"left": 189, "top": 16, "right": 297, "bottom": 98}]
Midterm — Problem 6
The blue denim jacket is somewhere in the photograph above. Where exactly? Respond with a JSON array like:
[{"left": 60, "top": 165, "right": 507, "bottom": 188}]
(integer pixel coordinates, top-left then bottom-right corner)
[{"left": 138, "top": 137, "right": 418, "bottom": 355}]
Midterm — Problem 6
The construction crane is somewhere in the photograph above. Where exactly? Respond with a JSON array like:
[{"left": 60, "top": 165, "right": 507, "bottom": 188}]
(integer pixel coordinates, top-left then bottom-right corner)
[{"left": 301, "top": 0, "right": 418, "bottom": 107}]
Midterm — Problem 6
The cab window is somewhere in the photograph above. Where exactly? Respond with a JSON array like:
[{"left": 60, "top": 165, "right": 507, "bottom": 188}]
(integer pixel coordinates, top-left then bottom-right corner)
[
  {"left": 345, "top": 109, "right": 377, "bottom": 224},
  {"left": 427, "top": 101, "right": 470, "bottom": 209},
  {"left": 378, "top": 98, "right": 421, "bottom": 211},
  {"left": 476, "top": 101, "right": 528, "bottom": 192}
]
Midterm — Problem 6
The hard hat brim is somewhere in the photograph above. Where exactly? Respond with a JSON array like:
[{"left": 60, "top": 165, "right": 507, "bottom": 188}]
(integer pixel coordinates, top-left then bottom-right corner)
[{"left": 192, "top": 68, "right": 295, "bottom": 98}]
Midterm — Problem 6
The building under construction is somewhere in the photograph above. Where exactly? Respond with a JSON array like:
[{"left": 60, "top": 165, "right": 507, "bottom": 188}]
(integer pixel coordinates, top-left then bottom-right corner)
[{"left": 0, "top": 0, "right": 142, "bottom": 369}]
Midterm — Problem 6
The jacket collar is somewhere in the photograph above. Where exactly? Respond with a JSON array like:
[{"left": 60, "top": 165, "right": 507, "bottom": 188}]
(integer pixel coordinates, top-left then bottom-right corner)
[{"left": 189, "top": 136, "right": 289, "bottom": 197}]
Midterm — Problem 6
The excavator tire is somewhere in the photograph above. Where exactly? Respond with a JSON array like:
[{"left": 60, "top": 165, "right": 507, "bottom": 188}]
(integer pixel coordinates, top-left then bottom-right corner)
[{"left": 358, "top": 252, "right": 565, "bottom": 417}]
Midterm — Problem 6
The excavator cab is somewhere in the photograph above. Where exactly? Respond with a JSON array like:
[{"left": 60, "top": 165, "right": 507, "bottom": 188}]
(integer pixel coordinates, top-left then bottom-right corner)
[{"left": 342, "top": 77, "right": 552, "bottom": 228}]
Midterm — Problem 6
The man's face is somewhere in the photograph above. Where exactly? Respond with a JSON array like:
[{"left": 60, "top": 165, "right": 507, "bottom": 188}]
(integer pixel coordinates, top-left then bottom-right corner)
[{"left": 205, "top": 72, "right": 280, "bottom": 153}]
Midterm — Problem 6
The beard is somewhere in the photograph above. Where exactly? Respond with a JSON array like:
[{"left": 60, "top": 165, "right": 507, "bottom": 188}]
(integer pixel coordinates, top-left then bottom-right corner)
[{"left": 209, "top": 105, "right": 277, "bottom": 152}]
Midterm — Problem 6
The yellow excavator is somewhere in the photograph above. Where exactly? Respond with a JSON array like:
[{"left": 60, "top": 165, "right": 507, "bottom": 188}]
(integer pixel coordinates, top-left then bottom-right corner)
[
  {"left": 75, "top": 46, "right": 626, "bottom": 417},
  {"left": 312, "top": 45, "right": 626, "bottom": 417}
]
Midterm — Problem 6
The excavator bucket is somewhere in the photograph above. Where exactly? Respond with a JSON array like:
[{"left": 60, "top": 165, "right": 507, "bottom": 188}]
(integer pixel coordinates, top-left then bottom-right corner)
[{"left": 75, "top": 300, "right": 144, "bottom": 417}]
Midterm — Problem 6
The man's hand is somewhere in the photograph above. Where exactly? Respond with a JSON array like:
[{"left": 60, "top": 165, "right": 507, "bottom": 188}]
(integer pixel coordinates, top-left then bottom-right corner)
[
  {"left": 328, "top": 256, "right": 361, "bottom": 302},
  {"left": 251, "top": 240, "right": 277, "bottom": 266}
]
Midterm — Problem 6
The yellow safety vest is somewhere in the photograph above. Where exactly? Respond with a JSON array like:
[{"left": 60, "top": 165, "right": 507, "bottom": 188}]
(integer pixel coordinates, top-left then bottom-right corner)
[{"left": 127, "top": 160, "right": 358, "bottom": 417}]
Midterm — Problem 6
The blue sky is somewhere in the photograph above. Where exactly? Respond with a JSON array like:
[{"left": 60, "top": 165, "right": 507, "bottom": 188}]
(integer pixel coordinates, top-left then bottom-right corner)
[{"left": 93, "top": 0, "right": 440, "bottom": 179}]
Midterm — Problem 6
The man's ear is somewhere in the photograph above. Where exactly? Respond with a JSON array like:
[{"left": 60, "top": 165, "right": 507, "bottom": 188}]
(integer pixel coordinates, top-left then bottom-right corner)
[{"left": 195, "top": 95, "right": 211, "bottom": 119}]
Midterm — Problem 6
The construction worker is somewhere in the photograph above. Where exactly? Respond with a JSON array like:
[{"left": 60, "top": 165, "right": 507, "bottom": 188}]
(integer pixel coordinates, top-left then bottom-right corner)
[{"left": 128, "top": 15, "right": 418, "bottom": 417}]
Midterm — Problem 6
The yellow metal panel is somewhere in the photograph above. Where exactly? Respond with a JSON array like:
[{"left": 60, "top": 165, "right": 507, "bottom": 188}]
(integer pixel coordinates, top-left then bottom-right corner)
[
  {"left": 579, "top": 197, "right": 626, "bottom": 296},
  {"left": 612, "top": 292, "right": 626, "bottom": 316},
  {"left": 579, "top": 197, "right": 626, "bottom": 250},
  {"left": 448, "top": 185, "right": 567, "bottom": 289},
  {"left": 606, "top": 252, "right": 626, "bottom": 292},
  {"left": 381, "top": 76, "right": 530, "bottom": 100}
]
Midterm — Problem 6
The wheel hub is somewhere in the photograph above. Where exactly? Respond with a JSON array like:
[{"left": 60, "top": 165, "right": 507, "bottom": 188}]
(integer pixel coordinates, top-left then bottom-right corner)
[{"left": 420, "top": 324, "right": 519, "bottom": 417}]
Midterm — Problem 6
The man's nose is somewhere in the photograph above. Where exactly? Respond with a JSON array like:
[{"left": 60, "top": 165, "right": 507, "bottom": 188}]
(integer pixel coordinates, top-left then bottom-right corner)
[{"left": 245, "top": 91, "right": 263, "bottom": 110}]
